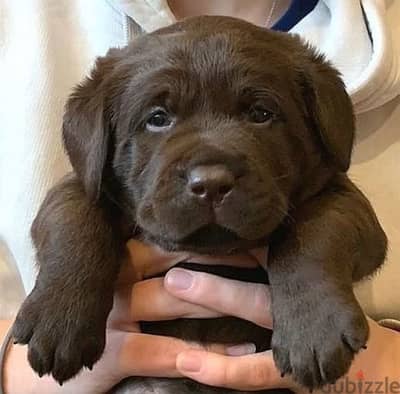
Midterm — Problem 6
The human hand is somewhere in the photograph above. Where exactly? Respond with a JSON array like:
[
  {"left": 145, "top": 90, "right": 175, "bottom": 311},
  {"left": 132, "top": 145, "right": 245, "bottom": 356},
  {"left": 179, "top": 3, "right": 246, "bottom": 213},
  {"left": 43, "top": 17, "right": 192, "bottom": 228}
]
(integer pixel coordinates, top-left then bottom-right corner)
[
  {"left": 163, "top": 268, "right": 400, "bottom": 393},
  {"left": 3, "top": 240, "right": 256, "bottom": 394}
]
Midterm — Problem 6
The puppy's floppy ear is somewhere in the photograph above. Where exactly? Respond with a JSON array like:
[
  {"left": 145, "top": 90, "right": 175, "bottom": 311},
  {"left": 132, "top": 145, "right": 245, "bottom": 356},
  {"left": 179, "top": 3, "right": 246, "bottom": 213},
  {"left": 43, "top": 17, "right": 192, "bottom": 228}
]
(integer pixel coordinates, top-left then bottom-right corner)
[
  {"left": 63, "top": 52, "right": 119, "bottom": 200},
  {"left": 301, "top": 51, "right": 355, "bottom": 171}
]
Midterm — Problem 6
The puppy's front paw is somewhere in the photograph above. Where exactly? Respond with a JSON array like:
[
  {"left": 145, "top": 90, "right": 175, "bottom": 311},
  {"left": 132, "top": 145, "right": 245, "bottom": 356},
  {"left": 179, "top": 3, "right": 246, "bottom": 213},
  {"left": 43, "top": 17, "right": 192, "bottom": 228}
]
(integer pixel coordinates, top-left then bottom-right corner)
[
  {"left": 13, "top": 288, "right": 108, "bottom": 384},
  {"left": 271, "top": 298, "right": 368, "bottom": 390}
]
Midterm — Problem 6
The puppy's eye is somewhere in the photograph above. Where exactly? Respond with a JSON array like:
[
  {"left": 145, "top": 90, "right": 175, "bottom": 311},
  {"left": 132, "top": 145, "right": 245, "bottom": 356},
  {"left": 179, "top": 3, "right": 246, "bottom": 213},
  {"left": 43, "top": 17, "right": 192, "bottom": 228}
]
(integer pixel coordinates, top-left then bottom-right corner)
[
  {"left": 146, "top": 109, "right": 173, "bottom": 132},
  {"left": 247, "top": 106, "right": 274, "bottom": 124}
]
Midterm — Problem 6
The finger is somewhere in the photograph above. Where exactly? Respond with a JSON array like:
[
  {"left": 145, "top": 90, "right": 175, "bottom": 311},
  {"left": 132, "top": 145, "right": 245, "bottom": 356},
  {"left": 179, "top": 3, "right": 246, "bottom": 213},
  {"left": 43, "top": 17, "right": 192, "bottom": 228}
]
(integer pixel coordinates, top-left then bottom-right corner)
[
  {"left": 165, "top": 269, "right": 273, "bottom": 328},
  {"left": 126, "top": 239, "right": 191, "bottom": 280},
  {"left": 118, "top": 332, "right": 193, "bottom": 378},
  {"left": 112, "top": 331, "right": 255, "bottom": 379},
  {"left": 187, "top": 251, "right": 263, "bottom": 268},
  {"left": 125, "top": 240, "right": 263, "bottom": 279},
  {"left": 176, "top": 350, "right": 293, "bottom": 391},
  {"left": 111, "top": 278, "right": 225, "bottom": 325},
  {"left": 249, "top": 247, "right": 269, "bottom": 269}
]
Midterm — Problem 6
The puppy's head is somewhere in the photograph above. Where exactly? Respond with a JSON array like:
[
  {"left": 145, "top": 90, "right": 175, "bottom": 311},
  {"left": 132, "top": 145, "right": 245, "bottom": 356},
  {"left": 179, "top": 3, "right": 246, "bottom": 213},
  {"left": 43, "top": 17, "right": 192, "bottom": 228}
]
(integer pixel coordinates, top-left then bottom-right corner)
[{"left": 63, "top": 16, "right": 354, "bottom": 253}]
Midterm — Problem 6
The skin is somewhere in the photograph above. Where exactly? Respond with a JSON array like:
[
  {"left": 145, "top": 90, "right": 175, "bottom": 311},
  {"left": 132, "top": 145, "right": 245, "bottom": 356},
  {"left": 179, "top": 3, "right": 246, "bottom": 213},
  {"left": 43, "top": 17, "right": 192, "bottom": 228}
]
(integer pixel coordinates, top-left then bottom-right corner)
[
  {"left": 168, "top": 0, "right": 291, "bottom": 28},
  {"left": 2, "top": 240, "right": 399, "bottom": 394}
]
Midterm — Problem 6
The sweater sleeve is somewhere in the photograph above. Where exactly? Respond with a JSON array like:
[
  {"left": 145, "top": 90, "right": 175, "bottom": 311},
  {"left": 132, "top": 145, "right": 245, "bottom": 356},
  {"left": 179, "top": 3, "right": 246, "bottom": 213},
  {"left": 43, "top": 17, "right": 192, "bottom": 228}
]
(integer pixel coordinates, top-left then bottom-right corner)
[{"left": 379, "top": 319, "right": 400, "bottom": 332}]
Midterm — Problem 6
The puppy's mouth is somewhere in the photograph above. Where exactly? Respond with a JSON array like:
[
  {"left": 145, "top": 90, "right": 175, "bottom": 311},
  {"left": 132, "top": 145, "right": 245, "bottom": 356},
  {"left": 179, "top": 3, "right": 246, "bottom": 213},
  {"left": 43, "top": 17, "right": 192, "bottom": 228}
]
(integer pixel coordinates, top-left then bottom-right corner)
[
  {"left": 144, "top": 223, "right": 268, "bottom": 254},
  {"left": 181, "top": 223, "right": 240, "bottom": 247}
]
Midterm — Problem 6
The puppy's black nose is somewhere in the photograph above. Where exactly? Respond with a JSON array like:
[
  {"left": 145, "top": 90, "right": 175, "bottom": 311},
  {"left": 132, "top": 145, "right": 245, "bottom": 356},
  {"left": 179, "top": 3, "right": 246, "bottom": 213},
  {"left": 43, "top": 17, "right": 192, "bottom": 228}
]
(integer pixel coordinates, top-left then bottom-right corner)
[{"left": 188, "top": 165, "right": 234, "bottom": 203}]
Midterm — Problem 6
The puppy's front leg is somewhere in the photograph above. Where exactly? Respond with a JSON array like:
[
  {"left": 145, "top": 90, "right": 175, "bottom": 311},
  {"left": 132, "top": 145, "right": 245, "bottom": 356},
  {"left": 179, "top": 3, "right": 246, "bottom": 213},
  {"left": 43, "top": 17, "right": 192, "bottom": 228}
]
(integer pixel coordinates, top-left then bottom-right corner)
[
  {"left": 13, "top": 174, "right": 124, "bottom": 384},
  {"left": 268, "top": 174, "right": 387, "bottom": 389}
]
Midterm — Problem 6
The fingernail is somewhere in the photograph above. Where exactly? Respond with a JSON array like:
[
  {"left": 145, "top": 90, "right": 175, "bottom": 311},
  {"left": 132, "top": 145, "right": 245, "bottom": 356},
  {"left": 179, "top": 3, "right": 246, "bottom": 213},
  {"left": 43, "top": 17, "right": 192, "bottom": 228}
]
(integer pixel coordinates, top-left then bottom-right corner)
[
  {"left": 177, "top": 353, "right": 202, "bottom": 372},
  {"left": 226, "top": 343, "right": 256, "bottom": 356},
  {"left": 166, "top": 269, "right": 193, "bottom": 290}
]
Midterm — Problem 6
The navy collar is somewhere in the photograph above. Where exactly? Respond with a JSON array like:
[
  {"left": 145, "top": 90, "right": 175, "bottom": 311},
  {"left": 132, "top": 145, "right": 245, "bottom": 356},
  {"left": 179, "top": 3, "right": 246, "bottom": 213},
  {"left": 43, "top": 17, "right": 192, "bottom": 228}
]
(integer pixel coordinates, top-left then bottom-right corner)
[{"left": 272, "top": 0, "right": 319, "bottom": 32}]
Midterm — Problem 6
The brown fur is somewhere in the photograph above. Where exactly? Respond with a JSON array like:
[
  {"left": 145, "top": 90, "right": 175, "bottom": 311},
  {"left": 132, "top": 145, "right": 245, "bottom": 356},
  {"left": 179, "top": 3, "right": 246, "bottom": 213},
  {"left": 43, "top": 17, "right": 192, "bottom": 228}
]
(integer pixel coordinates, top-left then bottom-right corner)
[{"left": 13, "top": 16, "right": 387, "bottom": 393}]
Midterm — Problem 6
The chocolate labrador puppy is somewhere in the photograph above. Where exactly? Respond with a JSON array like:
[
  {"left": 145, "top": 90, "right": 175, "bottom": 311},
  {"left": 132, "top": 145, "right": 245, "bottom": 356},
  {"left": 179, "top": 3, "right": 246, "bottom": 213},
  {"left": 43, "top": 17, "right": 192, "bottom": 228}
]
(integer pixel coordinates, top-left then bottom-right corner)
[{"left": 13, "top": 16, "right": 387, "bottom": 393}]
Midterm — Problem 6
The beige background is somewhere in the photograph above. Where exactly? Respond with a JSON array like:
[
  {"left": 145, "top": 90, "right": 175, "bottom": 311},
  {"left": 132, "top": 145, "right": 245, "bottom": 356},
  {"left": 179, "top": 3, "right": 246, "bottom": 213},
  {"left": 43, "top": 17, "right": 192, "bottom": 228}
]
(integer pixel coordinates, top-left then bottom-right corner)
[{"left": 352, "top": 96, "right": 400, "bottom": 320}]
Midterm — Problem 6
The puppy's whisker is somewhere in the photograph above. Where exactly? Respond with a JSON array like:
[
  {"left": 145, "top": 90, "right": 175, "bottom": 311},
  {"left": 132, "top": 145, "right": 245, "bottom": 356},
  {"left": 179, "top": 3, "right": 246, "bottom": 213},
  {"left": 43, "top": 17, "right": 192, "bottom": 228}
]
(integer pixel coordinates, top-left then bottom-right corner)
[
  {"left": 285, "top": 213, "right": 296, "bottom": 224},
  {"left": 283, "top": 210, "right": 296, "bottom": 224},
  {"left": 273, "top": 173, "right": 290, "bottom": 181},
  {"left": 131, "top": 223, "right": 140, "bottom": 236},
  {"left": 275, "top": 200, "right": 296, "bottom": 224}
]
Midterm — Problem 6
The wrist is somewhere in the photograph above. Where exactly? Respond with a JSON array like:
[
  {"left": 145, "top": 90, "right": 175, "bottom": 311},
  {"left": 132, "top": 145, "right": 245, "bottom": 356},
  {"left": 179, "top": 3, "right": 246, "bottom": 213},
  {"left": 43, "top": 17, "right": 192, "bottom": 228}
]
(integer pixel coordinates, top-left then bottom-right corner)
[
  {"left": 317, "top": 319, "right": 400, "bottom": 394},
  {"left": 3, "top": 321, "right": 59, "bottom": 394},
  {"left": 0, "top": 321, "right": 12, "bottom": 394},
  {"left": 2, "top": 333, "right": 44, "bottom": 394},
  {"left": 351, "top": 318, "right": 400, "bottom": 378}
]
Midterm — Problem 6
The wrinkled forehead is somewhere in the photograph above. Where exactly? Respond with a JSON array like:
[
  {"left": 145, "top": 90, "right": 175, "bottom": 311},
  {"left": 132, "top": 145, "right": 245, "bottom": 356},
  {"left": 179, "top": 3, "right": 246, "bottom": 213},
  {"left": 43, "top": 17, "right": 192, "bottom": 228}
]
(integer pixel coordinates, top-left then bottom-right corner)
[{"left": 124, "top": 28, "right": 296, "bottom": 104}]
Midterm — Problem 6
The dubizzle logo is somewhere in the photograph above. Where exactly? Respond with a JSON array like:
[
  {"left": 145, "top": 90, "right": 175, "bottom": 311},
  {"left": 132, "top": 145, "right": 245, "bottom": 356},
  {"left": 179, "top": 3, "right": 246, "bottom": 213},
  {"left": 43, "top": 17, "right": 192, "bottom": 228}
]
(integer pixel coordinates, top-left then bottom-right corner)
[
  {"left": 356, "top": 370, "right": 364, "bottom": 381},
  {"left": 321, "top": 370, "right": 400, "bottom": 393}
]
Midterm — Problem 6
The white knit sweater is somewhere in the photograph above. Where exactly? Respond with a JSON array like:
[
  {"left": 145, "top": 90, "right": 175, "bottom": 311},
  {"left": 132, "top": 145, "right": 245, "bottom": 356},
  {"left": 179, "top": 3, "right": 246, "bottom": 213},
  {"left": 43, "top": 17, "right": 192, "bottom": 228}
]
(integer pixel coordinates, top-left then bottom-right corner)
[{"left": 0, "top": 0, "right": 399, "bottom": 319}]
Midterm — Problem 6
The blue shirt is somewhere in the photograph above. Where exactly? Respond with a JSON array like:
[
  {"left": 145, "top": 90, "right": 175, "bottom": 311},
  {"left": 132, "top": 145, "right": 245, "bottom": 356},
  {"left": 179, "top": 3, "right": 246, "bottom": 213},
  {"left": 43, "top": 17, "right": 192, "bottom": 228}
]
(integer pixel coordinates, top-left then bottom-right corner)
[{"left": 272, "top": 0, "right": 319, "bottom": 31}]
